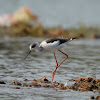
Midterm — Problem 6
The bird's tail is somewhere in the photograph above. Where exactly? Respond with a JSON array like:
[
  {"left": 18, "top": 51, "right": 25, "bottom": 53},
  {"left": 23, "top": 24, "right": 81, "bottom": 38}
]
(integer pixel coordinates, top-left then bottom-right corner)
[{"left": 69, "top": 37, "right": 78, "bottom": 41}]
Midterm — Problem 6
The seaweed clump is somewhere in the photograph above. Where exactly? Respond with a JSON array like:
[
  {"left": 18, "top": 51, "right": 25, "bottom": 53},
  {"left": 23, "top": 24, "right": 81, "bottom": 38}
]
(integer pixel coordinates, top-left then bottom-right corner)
[
  {"left": 69, "top": 77, "right": 100, "bottom": 91},
  {"left": 9, "top": 76, "right": 67, "bottom": 90},
  {"left": 1, "top": 76, "right": 100, "bottom": 92}
]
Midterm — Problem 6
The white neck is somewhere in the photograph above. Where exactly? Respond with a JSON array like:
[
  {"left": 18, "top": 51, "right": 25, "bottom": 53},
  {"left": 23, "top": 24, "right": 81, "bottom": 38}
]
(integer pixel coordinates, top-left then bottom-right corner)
[{"left": 35, "top": 43, "right": 44, "bottom": 52}]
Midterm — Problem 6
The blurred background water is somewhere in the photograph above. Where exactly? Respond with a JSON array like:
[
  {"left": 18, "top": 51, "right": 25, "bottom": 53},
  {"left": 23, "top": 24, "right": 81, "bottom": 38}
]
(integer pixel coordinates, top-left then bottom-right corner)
[{"left": 0, "top": 0, "right": 100, "bottom": 28}]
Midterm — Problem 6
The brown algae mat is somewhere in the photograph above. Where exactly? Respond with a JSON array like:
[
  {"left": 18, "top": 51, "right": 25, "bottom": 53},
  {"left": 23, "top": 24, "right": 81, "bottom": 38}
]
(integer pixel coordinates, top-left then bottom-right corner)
[
  {"left": 10, "top": 76, "right": 67, "bottom": 90},
  {"left": 1, "top": 77, "right": 100, "bottom": 99},
  {"left": 69, "top": 77, "right": 100, "bottom": 92},
  {"left": 1, "top": 76, "right": 100, "bottom": 92}
]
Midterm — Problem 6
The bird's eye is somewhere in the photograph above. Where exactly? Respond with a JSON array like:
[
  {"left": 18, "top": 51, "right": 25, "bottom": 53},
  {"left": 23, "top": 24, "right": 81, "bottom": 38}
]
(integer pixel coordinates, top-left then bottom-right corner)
[{"left": 32, "top": 44, "right": 36, "bottom": 48}]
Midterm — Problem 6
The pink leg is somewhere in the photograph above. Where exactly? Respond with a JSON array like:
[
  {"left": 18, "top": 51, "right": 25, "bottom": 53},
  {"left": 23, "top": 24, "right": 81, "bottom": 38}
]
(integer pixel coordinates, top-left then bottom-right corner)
[
  {"left": 51, "top": 52, "right": 58, "bottom": 84},
  {"left": 53, "top": 52, "right": 58, "bottom": 67},
  {"left": 57, "top": 49, "right": 69, "bottom": 68},
  {"left": 51, "top": 50, "right": 68, "bottom": 84}
]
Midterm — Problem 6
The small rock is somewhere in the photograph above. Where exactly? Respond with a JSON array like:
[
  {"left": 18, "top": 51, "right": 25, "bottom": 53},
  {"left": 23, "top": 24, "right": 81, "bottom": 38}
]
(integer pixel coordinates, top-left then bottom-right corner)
[
  {"left": 37, "top": 76, "right": 49, "bottom": 82},
  {"left": 53, "top": 81, "right": 59, "bottom": 87},
  {"left": 76, "top": 77, "right": 93, "bottom": 82},
  {"left": 32, "top": 80, "right": 41, "bottom": 87},
  {"left": 15, "top": 87, "right": 20, "bottom": 89},
  {"left": 0, "top": 81, "right": 6, "bottom": 84},
  {"left": 90, "top": 96, "right": 95, "bottom": 99},
  {"left": 43, "top": 84, "right": 50, "bottom": 88},
  {"left": 59, "top": 86, "right": 67, "bottom": 90},
  {"left": 24, "top": 79, "right": 29, "bottom": 81},
  {"left": 15, "top": 81, "right": 22, "bottom": 86},
  {"left": 96, "top": 95, "right": 100, "bottom": 100}
]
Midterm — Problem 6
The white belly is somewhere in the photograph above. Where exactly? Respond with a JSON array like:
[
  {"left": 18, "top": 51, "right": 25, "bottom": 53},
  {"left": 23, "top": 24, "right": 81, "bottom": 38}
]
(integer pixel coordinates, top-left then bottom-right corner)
[{"left": 40, "top": 41, "right": 66, "bottom": 51}]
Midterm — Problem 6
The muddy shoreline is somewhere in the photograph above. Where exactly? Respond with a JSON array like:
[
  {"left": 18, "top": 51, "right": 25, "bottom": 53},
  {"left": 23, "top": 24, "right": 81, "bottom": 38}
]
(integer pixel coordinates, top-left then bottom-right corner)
[
  {"left": 0, "top": 25, "right": 100, "bottom": 39},
  {"left": 1, "top": 76, "right": 100, "bottom": 99}
]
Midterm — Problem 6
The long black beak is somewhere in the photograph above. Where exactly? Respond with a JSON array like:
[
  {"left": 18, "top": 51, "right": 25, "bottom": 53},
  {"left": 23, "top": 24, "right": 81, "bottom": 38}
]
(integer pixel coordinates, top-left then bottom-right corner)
[{"left": 24, "top": 50, "right": 31, "bottom": 60}]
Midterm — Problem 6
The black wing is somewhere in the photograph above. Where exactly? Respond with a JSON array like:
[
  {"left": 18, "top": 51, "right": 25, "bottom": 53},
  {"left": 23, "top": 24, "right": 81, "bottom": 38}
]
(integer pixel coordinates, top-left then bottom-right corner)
[{"left": 46, "top": 38, "right": 69, "bottom": 44}]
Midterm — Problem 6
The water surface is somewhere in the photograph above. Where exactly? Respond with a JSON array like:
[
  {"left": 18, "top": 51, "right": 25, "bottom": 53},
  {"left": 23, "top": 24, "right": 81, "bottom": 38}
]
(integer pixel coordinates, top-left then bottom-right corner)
[
  {"left": 0, "top": 37, "right": 100, "bottom": 100},
  {"left": 0, "top": 0, "right": 100, "bottom": 28}
]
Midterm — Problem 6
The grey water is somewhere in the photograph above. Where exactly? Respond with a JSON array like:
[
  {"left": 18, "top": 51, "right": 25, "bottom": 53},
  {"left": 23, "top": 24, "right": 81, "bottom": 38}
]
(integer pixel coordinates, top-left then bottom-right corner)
[
  {"left": 0, "top": 37, "right": 100, "bottom": 100},
  {"left": 0, "top": 0, "right": 100, "bottom": 28}
]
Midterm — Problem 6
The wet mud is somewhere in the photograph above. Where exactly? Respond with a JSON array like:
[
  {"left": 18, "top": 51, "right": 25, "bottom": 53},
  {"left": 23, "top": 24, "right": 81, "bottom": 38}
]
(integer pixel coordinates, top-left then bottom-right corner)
[
  {"left": 1, "top": 76, "right": 100, "bottom": 91},
  {"left": 1, "top": 76, "right": 100, "bottom": 92},
  {"left": 1, "top": 76, "right": 100, "bottom": 99}
]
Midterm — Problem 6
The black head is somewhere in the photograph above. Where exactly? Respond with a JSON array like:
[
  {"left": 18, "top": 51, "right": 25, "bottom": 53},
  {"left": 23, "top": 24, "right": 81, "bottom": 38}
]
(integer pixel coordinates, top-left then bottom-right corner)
[
  {"left": 29, "top": 43, "right": 37, "bottom": 50},
  {"left": 24, "top": 43, "right": 37, "bottom": 60}
]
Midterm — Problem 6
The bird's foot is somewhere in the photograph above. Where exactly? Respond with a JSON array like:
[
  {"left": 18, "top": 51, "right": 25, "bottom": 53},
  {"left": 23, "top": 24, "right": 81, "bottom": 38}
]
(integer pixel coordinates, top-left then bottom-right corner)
[{"left": 51, "top": 69, "right": 56, "bottom": 84}]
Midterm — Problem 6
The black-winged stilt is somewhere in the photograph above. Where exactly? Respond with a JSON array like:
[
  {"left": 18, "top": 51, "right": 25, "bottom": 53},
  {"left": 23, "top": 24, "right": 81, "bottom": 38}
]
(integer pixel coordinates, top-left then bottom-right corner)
[{"left": 24, "top": 37, "right": 77, "bottom": 84}]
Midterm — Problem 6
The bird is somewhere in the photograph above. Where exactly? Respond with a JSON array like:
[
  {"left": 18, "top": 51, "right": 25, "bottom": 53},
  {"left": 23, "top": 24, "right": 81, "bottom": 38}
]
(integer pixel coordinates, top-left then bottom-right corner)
[{"left": 24, "top": 37, "right": 77, "bottom": 84}]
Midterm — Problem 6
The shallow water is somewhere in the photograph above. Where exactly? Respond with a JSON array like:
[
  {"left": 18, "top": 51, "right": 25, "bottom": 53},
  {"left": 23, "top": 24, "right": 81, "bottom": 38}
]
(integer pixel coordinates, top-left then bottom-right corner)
[{"left": 0, "top": 37, "right": 100, "bottom": 100}]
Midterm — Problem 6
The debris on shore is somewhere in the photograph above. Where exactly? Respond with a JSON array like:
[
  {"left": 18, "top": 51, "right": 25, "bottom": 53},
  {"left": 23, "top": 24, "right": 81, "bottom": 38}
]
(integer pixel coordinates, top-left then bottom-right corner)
[
  {"left": 1, "top": 76, "right": 100, "bottom": 92},
  {"left": 0, "top": 80, "right": 6, "bottom": 84},
  {"left": 89, "top": 95, "right": 100, "bottom": 100},
  {"left": 69, "top": 77, "right": 100, "bottom": 91}
]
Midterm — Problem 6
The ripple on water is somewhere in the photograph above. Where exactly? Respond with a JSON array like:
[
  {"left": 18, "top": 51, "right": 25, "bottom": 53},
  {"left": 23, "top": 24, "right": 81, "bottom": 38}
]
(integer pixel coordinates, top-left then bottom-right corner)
[{"left": 0, "top": 38, "right": 100, "bottom": 100}]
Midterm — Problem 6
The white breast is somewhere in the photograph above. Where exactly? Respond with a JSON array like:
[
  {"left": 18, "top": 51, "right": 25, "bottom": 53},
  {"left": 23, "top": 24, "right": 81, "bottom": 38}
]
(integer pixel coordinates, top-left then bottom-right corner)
[{"left": 40, "top": 40, "right": 60, "bottom": 50}]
